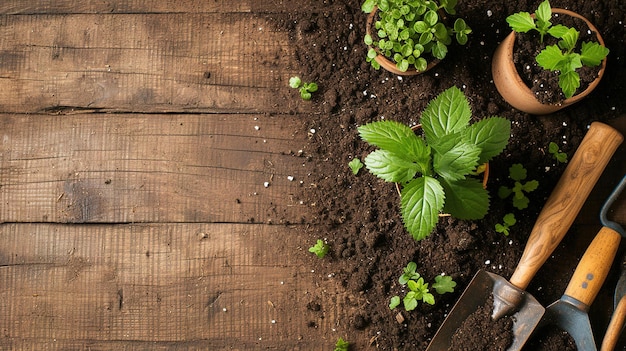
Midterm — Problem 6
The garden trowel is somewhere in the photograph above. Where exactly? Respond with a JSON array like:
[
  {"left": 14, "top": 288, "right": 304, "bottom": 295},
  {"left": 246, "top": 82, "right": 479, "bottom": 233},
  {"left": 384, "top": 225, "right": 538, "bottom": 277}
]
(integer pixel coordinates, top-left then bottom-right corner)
[
  {"left": 537, "top": 174, "right": 626, "bottom": 351},
  {"left": 426, "top": 122, "right": 624, "bottom": 351}
]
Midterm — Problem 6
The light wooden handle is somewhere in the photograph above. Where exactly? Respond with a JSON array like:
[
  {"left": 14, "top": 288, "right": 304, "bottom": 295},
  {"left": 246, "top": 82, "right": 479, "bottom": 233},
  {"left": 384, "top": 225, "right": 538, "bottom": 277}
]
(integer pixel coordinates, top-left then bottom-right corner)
[
  {"left": 509, "top": 122, "right": 623, "bottom": 289},
  {"left": 564, "top": 226, "right": 621, "bottom": 306},
  {"left": 601, "top": 296, "right": 626, "bottom": 351}
]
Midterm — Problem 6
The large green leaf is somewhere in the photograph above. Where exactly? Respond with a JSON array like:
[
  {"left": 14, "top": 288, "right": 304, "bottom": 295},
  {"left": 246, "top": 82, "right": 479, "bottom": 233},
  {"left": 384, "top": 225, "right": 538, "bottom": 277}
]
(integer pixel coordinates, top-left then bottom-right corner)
[
  {"left": 536, "top": 45, "right": 566, "bottom": 71},
  {"left": 440, "top": 178, "right": 489, "bottom": 219},
  {"left": 358, "top": 120, "right": 430, "bottom": 170},
  {"left": 420, "top": 86, "right": 471, "bottom": 144},
  {"left": 580, "top": 41, "right": 609, "bottom": 67},
  {"left": 364, "top": 149, "right": 420, "bottom": 183},
  {"left": 558, "top": 70, "right": 580, "bottom": 99},
  {"left": 401, "top": 176, "right": 445, "bottom": 240},
  {"left": 505, "top": 12, "right": 536, "bottom": 33},
  {"left": 433, "top": 139, "right": 480, "bottom": 182},
  {"left": 464, "top": 117, "right": 511, "bottom": 164}
]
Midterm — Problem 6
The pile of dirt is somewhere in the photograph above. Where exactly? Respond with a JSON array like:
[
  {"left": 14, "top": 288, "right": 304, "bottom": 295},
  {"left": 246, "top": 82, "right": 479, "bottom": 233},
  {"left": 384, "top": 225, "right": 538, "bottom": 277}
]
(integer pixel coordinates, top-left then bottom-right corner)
[{"left": 268, "top": 0, "right": 625, "bottom": 349}]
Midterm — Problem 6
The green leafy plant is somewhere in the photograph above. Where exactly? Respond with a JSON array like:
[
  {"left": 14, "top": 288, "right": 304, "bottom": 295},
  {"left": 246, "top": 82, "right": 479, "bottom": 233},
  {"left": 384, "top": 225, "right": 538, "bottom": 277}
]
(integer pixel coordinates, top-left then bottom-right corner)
[
  {"left": 548, "top": 142, "right": 568, "bottom": 163},
  {"left": 289, "top": 76, "right": 318, "bottom": 100},
  {"left": 495, "top": 213, "right": 517, "bottom": 236},
  {"left": 308, "top": 239, "right": 329, "bottom": 258},
  {"left": 399, "top": 261, "right": 420, "bottom": 284},
  {"left": 334, "top": 337, "right": 350, "bottom": 351},
  {"left": 348, "top": 158, "right": 364, "bottom": 175},
  {"left": 358, "top": 86, "right": 511, "bottom": 240},
  {"left": 498, "top": 164, "right": 539, "bottom": 210},
  {"left": 390, "top": 262, "right": 456, "bottom": 311},
  {"left": 362, "top": 0, "right": 471, "bottom": 72},
  {"left": 506, "top": 0, "right": 609, "bottom": 98}
]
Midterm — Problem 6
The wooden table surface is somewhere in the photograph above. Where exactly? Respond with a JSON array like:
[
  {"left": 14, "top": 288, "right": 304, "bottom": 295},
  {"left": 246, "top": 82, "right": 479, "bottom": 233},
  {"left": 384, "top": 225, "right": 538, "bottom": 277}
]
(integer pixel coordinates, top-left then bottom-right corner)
[{"left": 1, "top": 1, "right": 625, "bottom": 350}]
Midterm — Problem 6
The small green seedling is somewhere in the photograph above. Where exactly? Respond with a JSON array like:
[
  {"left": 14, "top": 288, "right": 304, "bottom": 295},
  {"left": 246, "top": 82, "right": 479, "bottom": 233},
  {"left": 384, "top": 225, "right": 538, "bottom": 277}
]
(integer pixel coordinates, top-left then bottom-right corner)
[
  {"left": 334, "top": 337, "right": 350, "bottom": 351},
  {"left": 390, "top": 262, "right": 456, "bottom": 311},
  {"left": 498, "top": 164, "right": 539, "bottom": 210},
  {"left": 399, "top": 261, "right": 421, "bottom": 285},
  {"left": 404, "top": 277, "right": 435, "bottom": 310},
  {"left": 289, "top": 76, "right": 318, "bottom": 101},
  {"left": 348, "top": 158, "right": 364, "bottom": 175},
  {"left": 495, "top": 213, "right": 517, "bottom": 236},
  {"left": 506, "top": 0, "right": 609, "bottom": 98},
  {"left": 548, "top": 142, "right": 568, "bottom": 163},
  {"left": 505, "top": 0, "right": 567, "bottom": 43},
  {"left": 308, "top": 239, "right": 329, "bottom": 258}
]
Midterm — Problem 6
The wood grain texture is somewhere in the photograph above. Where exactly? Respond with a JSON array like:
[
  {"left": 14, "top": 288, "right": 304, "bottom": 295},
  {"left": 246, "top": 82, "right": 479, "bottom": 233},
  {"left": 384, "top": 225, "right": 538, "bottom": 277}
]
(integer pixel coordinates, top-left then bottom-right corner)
[
  {"left": 0, "top": 113, "right": 313, "bottom": 224},
  {"left": 0, "top": 12, "right": 308, "bottom": 114},
  {"left": 0, "top": 223, "right": 354, "bottom": 350},
  {"left": 0, "top": 1, "right": 320, "bottom": 15}
]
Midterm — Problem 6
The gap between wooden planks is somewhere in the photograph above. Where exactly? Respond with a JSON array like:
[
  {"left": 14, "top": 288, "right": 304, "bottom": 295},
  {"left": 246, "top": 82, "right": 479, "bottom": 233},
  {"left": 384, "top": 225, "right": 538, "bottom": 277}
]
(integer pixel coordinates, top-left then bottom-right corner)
[
  {"left": 0, "top": 11, "right": 314, "bottom": 114},
  {"left": 0, "top": 113, "right": 315, "bottom": 224},
  {"left": 0, "top": 1, "right": 329, "bottom": 15}
]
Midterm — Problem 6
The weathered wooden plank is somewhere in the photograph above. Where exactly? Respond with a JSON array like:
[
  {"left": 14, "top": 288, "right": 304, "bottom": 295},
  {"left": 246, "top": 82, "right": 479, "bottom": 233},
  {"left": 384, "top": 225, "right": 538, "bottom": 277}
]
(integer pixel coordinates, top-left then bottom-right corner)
[
  {"left": 0, "top": 223, "right": 356, "bottom": 350},
  {"left": 0, "top": 13, "right": 309, "bottom": 114},
  {"left": 0, "top": 0, "right": 321, "bottom": 15},
  {"left": 0, "top": 113, "right": 313, "bottom": 224}
]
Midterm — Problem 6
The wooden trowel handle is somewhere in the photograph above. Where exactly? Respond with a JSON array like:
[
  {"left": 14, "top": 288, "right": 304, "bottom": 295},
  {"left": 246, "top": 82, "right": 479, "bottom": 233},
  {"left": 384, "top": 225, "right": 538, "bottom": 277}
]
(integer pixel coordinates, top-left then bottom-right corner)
[
  {"left": 601, "top": 295, "right": 626, "bottom": 351},
  {"left": 564, "top": 226, "right": 621, "bottom": 307},
  {"left": 509, "top": 122, "right": 623, "bottom": 290}
]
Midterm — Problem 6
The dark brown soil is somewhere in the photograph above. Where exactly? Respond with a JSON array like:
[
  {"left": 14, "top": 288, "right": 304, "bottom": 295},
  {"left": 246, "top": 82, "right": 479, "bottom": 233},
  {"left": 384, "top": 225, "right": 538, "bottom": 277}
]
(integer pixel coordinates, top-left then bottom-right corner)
[
  {"left": 450, "top": 296, "right": 514, "bottom": 351},
  {"left": 524, "top": 326, "right": 577, "bottom": 351},
  {"left": 268, "top": 0, "right": 625, "bottom": 349}
]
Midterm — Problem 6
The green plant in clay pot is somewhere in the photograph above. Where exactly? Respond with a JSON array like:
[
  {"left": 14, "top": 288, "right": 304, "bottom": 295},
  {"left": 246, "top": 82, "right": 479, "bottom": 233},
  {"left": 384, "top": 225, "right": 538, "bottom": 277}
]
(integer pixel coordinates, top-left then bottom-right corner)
[
  {"left": 492, "top": 0, "right": 609, "bottom": 114},
  {"left": 358, "top": 86, "right": 511, "bottom": 240},
  {"left": 362, "top": 0, "right": 472, "bottom": 75}
]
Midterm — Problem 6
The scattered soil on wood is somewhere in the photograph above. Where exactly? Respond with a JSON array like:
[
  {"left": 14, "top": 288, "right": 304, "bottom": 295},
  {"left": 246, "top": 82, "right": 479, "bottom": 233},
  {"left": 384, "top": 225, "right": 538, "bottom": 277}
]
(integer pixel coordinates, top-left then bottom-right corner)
[{"left": 268, "top": 0, "right": 625, "bottom": 349}]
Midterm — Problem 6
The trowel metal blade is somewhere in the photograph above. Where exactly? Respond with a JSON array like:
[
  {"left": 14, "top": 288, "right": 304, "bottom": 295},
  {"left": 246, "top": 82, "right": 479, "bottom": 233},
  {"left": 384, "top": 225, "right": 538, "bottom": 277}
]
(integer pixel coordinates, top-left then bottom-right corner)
[
  {"left": 426, "top": 270, "right": 544, "bottom": 351},
  {"left": 539, "top": 297, "right": 597, "bottom": 351}
]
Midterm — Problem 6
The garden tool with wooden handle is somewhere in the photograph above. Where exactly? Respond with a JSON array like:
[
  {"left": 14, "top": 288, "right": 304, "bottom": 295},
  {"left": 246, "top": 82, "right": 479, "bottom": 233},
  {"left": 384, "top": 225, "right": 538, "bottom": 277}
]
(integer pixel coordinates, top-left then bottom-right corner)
[
  {"left": 537, "top": 174, "right": 626, "bottom": 351},
  {"left": 600, "top": 255, "right": 626, "bottom": 351},
  {"left": 426, "top": 122, "right": 624, "bottom": 351}
]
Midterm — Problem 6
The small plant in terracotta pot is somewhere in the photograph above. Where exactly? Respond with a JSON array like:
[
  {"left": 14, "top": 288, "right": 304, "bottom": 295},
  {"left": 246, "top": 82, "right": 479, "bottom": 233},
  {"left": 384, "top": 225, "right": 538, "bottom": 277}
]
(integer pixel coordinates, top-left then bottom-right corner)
[
  {"left": 492, "top": 0, "right": 609, "bottom": 114},
  {"left": 362, "top": 0, "right": 472, "bottom": 75},
  {"left": 357, "top": 86, "right": 511, "bottom": 240}
]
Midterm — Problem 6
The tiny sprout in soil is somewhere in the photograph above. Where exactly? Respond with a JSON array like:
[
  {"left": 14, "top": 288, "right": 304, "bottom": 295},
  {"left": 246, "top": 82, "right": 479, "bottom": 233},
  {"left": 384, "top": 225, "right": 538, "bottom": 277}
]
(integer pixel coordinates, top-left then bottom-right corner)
[
  {"left": 506, "top": 0, "right": 609, "bottom": 98},
  {"left": 289, "top": 76, "right": 318, "bottom": 100},
  {"left": 358, "top": 86, "right": 511, "bottom": 240},
  {"left": 548, "top": 142, "right": 568, "bottom": 163},
  {"left": 390, "top": 262, "right": 456, "bottom": 311},
  {"left": 308, "top": 239, "right": 329, "bottom": 258},
  {"left": 334, "top": 337, "right": 350, "bottom": 351},
  {"left": 495, "top": 213, "right": 517, "bottom": 236},
  {"left": 498, "top": 163, "right": 539, "bottom": 210},
  {"left": 348, "top": 158, "right": 364, "bottom": 175}
]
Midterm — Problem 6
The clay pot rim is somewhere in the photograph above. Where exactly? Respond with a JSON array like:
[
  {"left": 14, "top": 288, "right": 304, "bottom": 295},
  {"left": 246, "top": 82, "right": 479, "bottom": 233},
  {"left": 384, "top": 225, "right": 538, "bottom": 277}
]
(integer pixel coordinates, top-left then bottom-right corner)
[
  {"left": 492, "top": 8, "right": 607, "bottom": 114},
  {"left": 394, "top": 124, "right": 490, "bottom": 198},
  {"left": 365, "top": 6, "right": 440, "bottom": 76}
]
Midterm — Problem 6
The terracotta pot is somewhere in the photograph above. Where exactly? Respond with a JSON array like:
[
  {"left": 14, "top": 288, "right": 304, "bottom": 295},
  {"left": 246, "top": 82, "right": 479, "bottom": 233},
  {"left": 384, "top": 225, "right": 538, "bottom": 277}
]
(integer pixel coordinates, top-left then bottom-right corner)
[
  {"left": 492, "top": 9, "right": 607, "bottom": 115},
  {"left": 394, "top": 124, "right": 489, "bottom": 197},
  {"left": 366, "top": 6, "right": 439, "bottom": 76}
]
